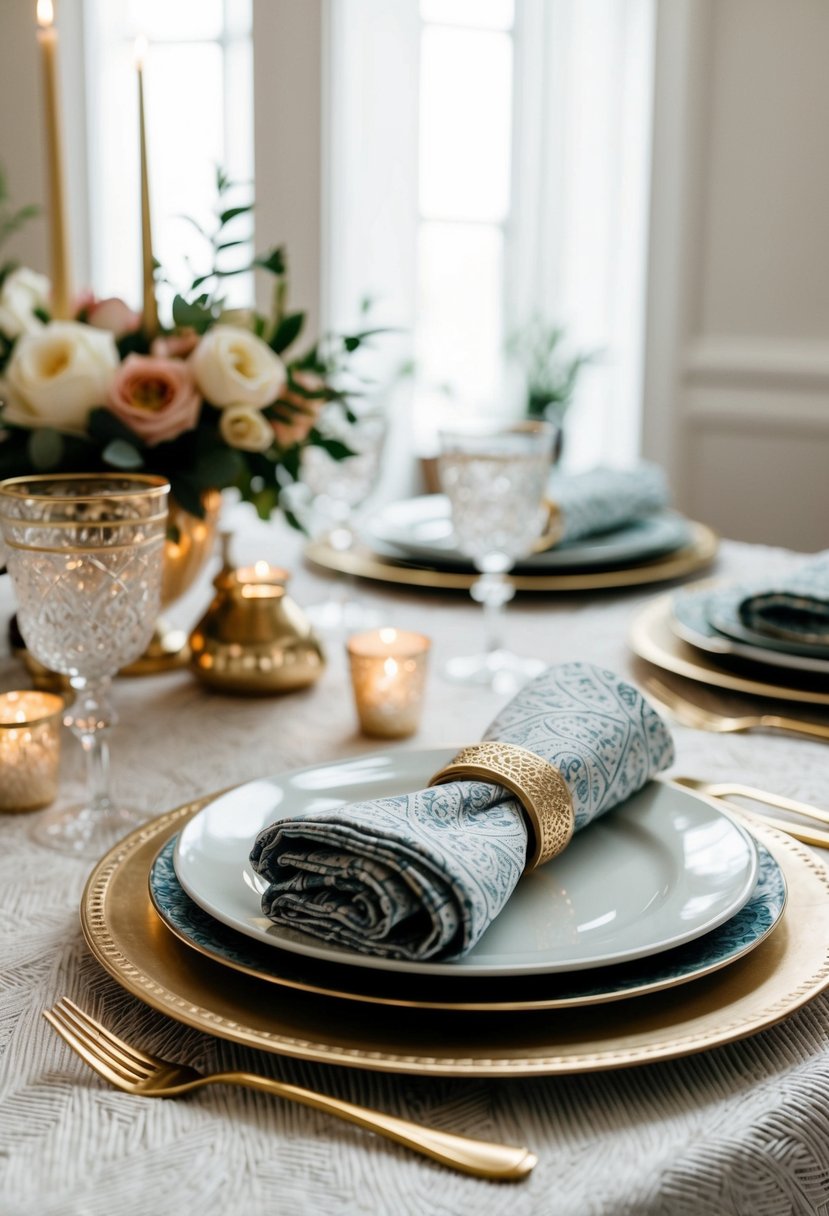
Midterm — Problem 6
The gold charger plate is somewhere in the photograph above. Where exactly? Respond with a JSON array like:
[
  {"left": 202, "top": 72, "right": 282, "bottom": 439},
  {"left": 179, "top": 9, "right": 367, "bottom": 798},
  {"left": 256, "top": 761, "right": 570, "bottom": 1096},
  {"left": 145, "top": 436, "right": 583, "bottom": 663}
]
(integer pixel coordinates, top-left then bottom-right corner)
[
  {"left": 81, "top": 793, "right": 829, "bottom": 1077},
  {"left": 304, "top": 522, "right": 719, "bottom": 593},
  {"left": 629, "top": 594, "right": 829, "bottom": 707}
]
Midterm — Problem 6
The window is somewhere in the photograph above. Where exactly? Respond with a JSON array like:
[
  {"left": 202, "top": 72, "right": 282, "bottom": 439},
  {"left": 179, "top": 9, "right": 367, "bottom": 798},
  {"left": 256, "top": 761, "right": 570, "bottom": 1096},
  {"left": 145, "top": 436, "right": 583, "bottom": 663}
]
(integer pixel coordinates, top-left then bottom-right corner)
[
  {"left": 326, "top": 0, "right": 656, "bottom": 467},
  {"left": 82, "top": 0, "right": 253, "bottom": 320}
]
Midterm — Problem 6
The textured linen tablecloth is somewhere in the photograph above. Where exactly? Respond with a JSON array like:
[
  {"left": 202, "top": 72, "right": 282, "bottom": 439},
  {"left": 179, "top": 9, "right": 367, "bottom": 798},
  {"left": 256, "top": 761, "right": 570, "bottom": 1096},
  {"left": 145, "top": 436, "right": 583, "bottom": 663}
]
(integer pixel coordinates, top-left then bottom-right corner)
[{"left": 2, "top": 509, "right": 829, "bottom": 1216}]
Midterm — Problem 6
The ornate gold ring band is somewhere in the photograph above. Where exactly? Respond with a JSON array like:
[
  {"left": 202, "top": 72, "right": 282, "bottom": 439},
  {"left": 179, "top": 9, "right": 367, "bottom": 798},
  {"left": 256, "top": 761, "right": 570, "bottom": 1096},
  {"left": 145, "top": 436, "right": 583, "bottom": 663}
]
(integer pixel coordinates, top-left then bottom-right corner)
[{"left": 429, "top": 742, "right": 574, "bottom": 871}]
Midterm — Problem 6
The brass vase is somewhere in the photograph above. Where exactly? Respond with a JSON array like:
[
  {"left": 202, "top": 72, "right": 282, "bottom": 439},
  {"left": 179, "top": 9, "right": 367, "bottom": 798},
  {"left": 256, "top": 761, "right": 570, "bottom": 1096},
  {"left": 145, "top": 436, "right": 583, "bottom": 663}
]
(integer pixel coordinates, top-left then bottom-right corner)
[
  {"left": 120, "top": 490, "right": 223, "bottom": 675},
  {"left": 188, "top": 559, "right": 325, "bottom": 695}
]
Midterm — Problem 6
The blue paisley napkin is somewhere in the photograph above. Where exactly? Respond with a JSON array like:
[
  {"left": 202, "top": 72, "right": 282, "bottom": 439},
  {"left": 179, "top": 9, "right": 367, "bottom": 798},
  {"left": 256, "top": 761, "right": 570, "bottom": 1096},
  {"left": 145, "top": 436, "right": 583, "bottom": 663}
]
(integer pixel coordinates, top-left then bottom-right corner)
[
  {"left": 738, "top": 551, "right": 829, "bottom": 645},
  {"left": 674, "top": 551, "right": 829, "bottom": 653},
  {"left": 551, "top": 463, "right": 668, "bottom": 542},
  {"left": 250, "top": 662, "right": 674, "bottom": 962}
]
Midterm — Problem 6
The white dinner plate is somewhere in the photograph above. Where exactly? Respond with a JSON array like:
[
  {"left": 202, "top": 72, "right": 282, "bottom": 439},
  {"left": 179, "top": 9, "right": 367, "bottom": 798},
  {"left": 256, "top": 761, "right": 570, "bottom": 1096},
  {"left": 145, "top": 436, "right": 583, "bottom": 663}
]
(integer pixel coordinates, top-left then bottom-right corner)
[
  {"left": 672, "top": 584, "right": 829, "bottom": 677},
  {"left": 363, "top": 497, "right": 693, "bottom": 571},
  {"left": 173, "top": 748, "right": 758, "bottom": 978}
]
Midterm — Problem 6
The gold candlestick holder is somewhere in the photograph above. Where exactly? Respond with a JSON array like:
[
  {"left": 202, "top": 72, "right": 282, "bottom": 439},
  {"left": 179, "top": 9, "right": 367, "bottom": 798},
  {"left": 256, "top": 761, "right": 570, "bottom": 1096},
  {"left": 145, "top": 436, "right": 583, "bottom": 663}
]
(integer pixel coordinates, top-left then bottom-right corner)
[{"left": 0, "top": 690, "right": 64, "bottom": 812}]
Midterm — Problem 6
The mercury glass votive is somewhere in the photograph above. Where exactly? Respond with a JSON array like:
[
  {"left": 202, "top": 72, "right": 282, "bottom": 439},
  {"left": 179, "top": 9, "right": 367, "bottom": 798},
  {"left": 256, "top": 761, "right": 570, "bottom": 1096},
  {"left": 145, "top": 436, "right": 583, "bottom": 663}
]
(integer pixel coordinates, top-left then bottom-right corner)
[
  {"left": 0, "top": 690, "right": 64, "bottom": 812},
  {"left": 347, "top": 628, "right": 431, "bottom": 738}
]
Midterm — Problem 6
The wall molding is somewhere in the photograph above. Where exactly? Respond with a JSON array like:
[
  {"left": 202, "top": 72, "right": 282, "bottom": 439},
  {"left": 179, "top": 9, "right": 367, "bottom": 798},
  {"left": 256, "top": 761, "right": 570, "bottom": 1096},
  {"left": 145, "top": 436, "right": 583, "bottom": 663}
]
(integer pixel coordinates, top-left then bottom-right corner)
[{"left": 684, "top": 336, "right": 829, "bottom": 390}]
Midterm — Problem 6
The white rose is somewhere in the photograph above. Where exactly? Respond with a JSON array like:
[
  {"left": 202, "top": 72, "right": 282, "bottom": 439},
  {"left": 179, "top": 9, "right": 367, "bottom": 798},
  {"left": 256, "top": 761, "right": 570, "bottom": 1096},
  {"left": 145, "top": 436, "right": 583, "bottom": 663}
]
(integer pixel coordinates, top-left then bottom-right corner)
[
  {"left": 0, "top": 267, "right": 51, "bottom": 338},
  {"left": 219, "top": 404, "right": 275, "bottom": 452},
  {"left": 3, "top": 321, "right": 119, "bottom": 432},
  {"left": 191, "top": 324, "right": 285, "bottom": 408}
]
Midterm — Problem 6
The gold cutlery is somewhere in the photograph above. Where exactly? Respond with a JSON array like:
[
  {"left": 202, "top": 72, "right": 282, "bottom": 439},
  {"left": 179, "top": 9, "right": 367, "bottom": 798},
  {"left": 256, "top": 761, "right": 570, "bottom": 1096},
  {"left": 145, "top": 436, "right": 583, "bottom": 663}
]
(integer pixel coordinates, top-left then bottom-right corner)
[
  {"left": 673, "top": 777, "right": 829, "bottom": 849},
  {"left": 646, "top": 678, "right": 829, "bottom": 742},
  {"left": 43, "top": 997, "right": 536, "bottom": 1181}
]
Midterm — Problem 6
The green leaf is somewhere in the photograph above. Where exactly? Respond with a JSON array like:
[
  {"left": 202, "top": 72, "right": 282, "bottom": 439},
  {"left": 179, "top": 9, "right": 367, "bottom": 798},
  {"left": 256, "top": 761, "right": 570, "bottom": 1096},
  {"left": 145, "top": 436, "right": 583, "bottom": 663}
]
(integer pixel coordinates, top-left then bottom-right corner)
[
  {"left": 27, "top": 428, "right": 64, "bottom": 471},
  {"left": 317, "top": 437, "right": 354, "bottom": 462},
  {"left": 219, "top": 204, "right": 253, "bottom": 226},
  {"left": 253, "top": 247, "right": 286, "bottom": 277},
  {"left": 88, "top": 407, "right": 147, "bottom": 448},
  {"left": 270, "top": 311, "right": 305, "bottom": 355},
  {"left": 168, "top": 476, "right": 204, "bottom": 518},
  {"left": 172, "top": 294, "right": 214, "bottom": 334},
  {"left": 250, "top": 485, "right": 280, "bottom": 520},
  {"left": 102, "top": 439, "right": 144, "bottom": 470},
  {"left": 192, "top": 442, "right": 245, "bottom": 489}
]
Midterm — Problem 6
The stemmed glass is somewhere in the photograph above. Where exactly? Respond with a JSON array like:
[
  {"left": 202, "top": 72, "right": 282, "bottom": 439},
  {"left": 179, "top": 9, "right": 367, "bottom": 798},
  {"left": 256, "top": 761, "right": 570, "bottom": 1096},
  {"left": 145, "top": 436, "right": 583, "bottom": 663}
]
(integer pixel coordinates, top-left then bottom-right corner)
[
  {"left": 0, "top": 474, "right": 170, "bottom": 858},
  {"left": 300, "top": 404, "right": 387, "bottom": 630},
  {"left": 437, "top": 420, "right": 556, "bottom": 691}
]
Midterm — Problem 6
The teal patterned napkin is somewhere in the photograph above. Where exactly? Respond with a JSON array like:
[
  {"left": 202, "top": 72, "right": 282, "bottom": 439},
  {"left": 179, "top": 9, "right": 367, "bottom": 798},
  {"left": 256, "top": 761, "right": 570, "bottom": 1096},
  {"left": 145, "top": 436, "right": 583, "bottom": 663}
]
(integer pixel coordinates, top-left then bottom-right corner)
[
  {"left": 738, "top": 551, "right": 829, "bottom": 645},
  {"left": 552, "top": 463, "right": 668, "bottom": 542},
  {"left": 250, "top": 663, "right": 674, "bottom": 962}
]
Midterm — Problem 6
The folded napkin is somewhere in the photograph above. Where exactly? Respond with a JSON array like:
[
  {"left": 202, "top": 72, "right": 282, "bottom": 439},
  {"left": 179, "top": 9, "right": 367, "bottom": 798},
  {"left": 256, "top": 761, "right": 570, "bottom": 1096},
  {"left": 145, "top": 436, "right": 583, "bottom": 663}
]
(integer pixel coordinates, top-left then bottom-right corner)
[
  {"left": 250, "top": 662, "right": 674, "bottom": 962},
  {"left": 738, "top": 551, "right": 829, "bottom": 646},
  {"left": 550, "top": 463, "right": 669, "bottom": 544}
]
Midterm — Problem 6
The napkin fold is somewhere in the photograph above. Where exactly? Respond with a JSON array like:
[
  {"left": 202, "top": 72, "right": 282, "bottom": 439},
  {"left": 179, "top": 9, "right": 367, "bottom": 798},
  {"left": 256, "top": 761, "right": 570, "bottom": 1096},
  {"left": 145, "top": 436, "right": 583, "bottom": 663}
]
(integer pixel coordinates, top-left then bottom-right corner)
[
  {"left": 551, "top": 463, "right": 669, "bottom": 544},
  {"left": 250, "top": 662, "right": 674, "bottom": 962},
  {"left": 738, "top": 551, "right": 829, "bottom": 645}
]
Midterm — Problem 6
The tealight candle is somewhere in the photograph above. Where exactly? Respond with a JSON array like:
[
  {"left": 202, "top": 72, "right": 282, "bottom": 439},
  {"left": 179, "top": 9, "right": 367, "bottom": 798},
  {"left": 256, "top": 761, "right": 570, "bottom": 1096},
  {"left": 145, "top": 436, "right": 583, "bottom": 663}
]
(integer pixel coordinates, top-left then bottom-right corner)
[
  {"left": 0, "top": 691, "right": 64, "bottom": 812},
  {"left": 347, "top": 628, "right": 431, "bottom": 739}
]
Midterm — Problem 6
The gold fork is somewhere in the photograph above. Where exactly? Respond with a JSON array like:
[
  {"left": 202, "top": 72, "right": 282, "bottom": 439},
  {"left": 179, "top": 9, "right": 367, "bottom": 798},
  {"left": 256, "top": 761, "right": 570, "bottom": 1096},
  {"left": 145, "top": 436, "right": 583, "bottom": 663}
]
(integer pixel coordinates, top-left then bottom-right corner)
[
  {"left": 645, "top": 678, "right": 829, "bottom": 742},
  {"left": 672, "top": 777, "right": 829, "bottom": 848},
  {"left": 43, "top": 998, "right": 536, "bottom": 1181}
]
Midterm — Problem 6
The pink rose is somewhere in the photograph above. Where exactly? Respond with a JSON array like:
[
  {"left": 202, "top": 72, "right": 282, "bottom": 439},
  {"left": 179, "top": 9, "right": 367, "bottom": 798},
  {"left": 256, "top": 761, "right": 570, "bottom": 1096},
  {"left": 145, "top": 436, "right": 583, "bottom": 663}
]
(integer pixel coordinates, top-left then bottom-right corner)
[
  {"left": 151, "top": 329, "right": 201, "bottom": 360},
  {"left": 87, "top": 297, "right": 142, "bottom": 340},
  {"left": 106, "top": 354, "right": 201, "bottom": 446},
  {"left": 271, "top": 372, "right": 325, "bottom": 448}
]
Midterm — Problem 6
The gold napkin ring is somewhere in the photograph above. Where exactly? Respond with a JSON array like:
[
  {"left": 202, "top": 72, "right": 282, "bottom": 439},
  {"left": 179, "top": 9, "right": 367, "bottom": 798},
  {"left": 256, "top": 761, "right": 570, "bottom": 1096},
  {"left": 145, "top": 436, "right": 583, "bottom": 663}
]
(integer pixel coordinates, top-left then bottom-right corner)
[{"left": 428, "top": 742, "right": 575, "bottom": 871}]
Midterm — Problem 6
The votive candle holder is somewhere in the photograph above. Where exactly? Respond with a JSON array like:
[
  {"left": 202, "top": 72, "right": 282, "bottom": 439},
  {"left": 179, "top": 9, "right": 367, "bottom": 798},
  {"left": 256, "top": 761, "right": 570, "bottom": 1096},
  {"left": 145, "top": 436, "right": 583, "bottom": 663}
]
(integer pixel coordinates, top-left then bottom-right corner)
[
  {"left": 0, "top": 690, "right": 64, "bottom": 812},
  {"left": 347, "top": 628, "right": 431, "bottom": 739}
]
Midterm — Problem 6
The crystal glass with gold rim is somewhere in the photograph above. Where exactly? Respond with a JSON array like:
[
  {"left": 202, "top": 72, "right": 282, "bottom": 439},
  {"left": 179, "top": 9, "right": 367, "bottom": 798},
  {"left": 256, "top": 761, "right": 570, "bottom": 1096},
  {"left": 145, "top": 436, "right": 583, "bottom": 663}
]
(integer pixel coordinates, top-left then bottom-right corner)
[
  {"left": 0, "top": 474, "right": 170, "bottom": 857},
  {"left": 437, "top": 420, "right": 556, "bottom": 691}
]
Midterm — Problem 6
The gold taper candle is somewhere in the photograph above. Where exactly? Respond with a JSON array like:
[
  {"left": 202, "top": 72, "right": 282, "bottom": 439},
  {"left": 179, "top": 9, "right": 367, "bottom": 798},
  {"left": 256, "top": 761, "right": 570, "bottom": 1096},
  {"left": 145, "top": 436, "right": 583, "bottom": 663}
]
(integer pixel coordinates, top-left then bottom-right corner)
[
  {"left": 36, "top": 0, "right": 72, "bottom": 319},
  {"left": 135, "top": 36, "right": 158, "bottom": 338}
]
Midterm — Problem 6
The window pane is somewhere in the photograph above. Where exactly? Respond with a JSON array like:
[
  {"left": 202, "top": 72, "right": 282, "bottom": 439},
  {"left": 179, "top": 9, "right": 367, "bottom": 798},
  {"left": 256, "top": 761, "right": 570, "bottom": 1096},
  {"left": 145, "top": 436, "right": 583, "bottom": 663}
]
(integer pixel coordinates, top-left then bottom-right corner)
[
  {"left": 419, "top": 28, "right": 512, "bottom": 222},
  {"left": 419, "top": 0, "right": 514, "bottom": 30},
  {"left": 125, "top": 0, "right": 224, "bottom": 41},
  {"left": 416, "top": 221, "right": 504, "bottom": 407}
]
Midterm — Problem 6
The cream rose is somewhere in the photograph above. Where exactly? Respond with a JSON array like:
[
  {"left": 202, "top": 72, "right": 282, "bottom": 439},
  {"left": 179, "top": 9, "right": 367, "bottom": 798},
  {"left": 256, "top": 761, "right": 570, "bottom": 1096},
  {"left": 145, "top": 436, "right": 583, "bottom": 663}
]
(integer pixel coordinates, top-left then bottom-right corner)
[
  {"left": 219, "top": 404, "right": 274, "bottom": 452},
  {"left": 0, "top": 268, "right": 50, "bottom": 338},
  {"left": 190, "top": 325, "right": 285, "bottom": 408},
  {"left": 3, "top": 321, "right": 119, "bottom": 432}
]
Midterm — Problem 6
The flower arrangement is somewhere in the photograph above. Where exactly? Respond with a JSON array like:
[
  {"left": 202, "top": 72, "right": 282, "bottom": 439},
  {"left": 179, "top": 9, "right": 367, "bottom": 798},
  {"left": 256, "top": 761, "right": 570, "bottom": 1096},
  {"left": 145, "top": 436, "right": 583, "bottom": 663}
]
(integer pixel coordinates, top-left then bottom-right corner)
[{"left": 0, "top": 169, "right": 379, "bottom": 523}]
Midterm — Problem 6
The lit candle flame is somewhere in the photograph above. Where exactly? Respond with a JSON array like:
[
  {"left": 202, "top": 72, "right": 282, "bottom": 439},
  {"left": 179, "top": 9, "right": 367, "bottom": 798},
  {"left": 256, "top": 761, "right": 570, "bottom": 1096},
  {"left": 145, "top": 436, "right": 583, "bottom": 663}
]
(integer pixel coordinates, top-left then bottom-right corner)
[
  {"left": 37, "top": 0, "right": 54, "bottom": 29},
  {"left": 254, "top": 560, "right": 270, "bottom": 578},
  {"left": 134, "top": 34, "right": 148, "bottom": 69},
  {"left": 379, "top": 627, "right": 398, "bottom": 645}
]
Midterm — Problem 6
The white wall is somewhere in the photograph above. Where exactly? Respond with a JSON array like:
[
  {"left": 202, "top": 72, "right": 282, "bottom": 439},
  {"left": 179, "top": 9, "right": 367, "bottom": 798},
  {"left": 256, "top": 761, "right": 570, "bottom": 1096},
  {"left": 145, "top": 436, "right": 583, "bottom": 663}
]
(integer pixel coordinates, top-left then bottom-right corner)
[{"left": 643, "top": 0, "right": 829, "bottom": 551}]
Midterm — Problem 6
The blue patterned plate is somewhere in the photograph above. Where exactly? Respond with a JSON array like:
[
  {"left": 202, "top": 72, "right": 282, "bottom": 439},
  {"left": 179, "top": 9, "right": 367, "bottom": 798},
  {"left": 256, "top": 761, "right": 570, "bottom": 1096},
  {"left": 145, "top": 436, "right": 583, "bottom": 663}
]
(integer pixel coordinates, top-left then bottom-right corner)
[
  {"left": 151, "top": 834, "right": 785, "bottom": 1011},
  {"left": 672, "top": 584, "right": 829, "bottom": 676},
  {"left": 173, "top": 750, "right": 759, "bottom": 978}
]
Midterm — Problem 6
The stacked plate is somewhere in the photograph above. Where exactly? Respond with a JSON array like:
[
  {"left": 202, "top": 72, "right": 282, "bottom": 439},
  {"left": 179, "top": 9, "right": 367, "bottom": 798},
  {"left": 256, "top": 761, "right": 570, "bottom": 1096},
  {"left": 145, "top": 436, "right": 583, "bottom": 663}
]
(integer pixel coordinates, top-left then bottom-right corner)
[
  {"left": 304, "top": 496, "right": 719, "bottom": 593},
  {"left": 80, "top": 748, "right": 829, "bottom": 1076},
  {"left": 629, "top": 580, "right": 829, "bottom": 708}
]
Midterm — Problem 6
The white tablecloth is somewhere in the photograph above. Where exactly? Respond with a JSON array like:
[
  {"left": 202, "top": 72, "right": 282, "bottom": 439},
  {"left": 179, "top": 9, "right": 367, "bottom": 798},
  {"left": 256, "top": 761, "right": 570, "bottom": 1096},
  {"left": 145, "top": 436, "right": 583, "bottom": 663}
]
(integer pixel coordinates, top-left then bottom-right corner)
[{"left": 2, "top": 515, "right": 829, "bottom": 1216}]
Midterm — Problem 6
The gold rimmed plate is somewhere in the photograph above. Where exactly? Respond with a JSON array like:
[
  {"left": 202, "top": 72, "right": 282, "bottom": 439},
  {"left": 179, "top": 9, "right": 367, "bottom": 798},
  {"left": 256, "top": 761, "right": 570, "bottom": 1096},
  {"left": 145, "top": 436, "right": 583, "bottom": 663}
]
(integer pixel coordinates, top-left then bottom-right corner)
[
  {"left": 629, "top": 594, "right": 829, "bottom": 707},
  {"left": 148, "top": 816, "right": 786, "bottom": 1011},
  {"left": 304, "top": 522, "right": 719, "bottom": 594},
  {"left": 80, "top": 794, "right": 829, "bottom": 1076}
]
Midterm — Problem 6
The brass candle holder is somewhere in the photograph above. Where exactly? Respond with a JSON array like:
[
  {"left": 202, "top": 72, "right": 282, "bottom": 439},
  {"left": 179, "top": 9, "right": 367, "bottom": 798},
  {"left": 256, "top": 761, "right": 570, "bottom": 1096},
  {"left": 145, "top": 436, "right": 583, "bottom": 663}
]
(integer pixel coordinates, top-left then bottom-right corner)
[
  {"left": 0, "top": 690, "right": 64, "bottom": 812},
  {"left": 189, "top": 558, "right": 325, "bottom": 695},
  {"left": 347, "top": 628, "right": 431, "bottom": 738}
]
